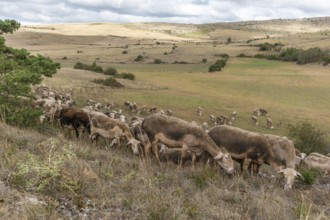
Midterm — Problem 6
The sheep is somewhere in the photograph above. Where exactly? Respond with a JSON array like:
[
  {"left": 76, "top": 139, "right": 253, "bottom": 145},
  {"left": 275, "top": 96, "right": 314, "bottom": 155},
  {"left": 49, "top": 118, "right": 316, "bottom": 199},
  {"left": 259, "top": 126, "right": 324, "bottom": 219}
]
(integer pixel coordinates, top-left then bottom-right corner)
[
  {"left": 231, "top": 111, "right": 237, "bottom": 121},
  {"left": 197, "top": 107, "right": 202, "bottom": 117},
  {"left": 209, "top": 114, "right": 217, "bottom": 125},
  {"left": 251, "top": 115, "right": 258, "bottom": 126},
  {"left": 266, "top": 118, "right": 274, "bottom": 129}
]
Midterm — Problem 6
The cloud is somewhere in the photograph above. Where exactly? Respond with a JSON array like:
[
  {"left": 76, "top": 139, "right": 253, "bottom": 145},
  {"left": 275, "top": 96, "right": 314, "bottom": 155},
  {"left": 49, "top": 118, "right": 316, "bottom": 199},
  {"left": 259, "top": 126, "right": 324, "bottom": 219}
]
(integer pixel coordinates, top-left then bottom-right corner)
[{"left": 0, "top": 0, "right": 329, "bottom": 24}]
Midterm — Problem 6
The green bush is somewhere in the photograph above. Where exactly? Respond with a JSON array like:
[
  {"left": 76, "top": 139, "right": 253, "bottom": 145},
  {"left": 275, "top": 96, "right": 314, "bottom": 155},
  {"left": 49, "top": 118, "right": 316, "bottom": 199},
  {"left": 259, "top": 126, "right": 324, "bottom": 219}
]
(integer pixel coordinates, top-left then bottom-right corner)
[
  {"left": 288, "top": 121, "right": 327, "bottom": 154},
  {"left": 237, "top": 53, "right": 248, "bottom": 57},
  {"left": 208, "top": 59, "right": 227, "bottom": 72},
  {"left": 104, "top": 67, "right": 118, "bottom": 75},
  {"left": 134, "top": 55, "right": 143, "bottom": 62},
  {"left": 297, "top": 47, "right": 328, "bottom": 64},
  {"left": 114, "top": 72, "right": 135, "bottom": 80},
  {"left": 258, "top": 42, "right": 284, "bottom": 51},
  {"left": 0, "top": 97, "right": 42, "bottom": 128},
  {"left": 92, "top": 77, "right": 123, "bottom": 88},
  {"left": 89, "top": 62, "right": 103, "bottom": 73},
  {"left": 300, "top": 170, "right": 319, "bottom": 185},
  {"left": 154, "top": 58, "right": 164, "bottom": 64},
  {"left": 323, "top": 56, "right": 330, "bottom": 66},
  {"left": 202, "top": 58, "right": 207, "bottom": 63},
  {"left": 74, "top": 62, "right": 103, "bottom": 73}
]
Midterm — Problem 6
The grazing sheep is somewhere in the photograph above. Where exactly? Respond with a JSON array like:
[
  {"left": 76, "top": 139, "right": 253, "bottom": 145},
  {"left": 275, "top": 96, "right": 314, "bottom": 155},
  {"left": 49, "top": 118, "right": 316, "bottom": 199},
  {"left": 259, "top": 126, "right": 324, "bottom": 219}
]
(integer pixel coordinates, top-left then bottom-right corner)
[
  {"left": 216, "top": 115, "right": 232, "bottom": 126},
  {"left": 142, "top": 114, "right": 234, "bottom": 173},
  {"left": 253, "top": 107, "right": 260, "bottom": 116},
  {"left": 251, "top": 115, "right": 258, "bottom": 126},
  {"left": 197, "top": 107, "right": 202, "bottom": 117},
  {"left": 209, "top": 114, "right": 217, "bottom": 125},
  {"left": 149, "top": 107, "right": 157, "bottom": 114},
  {"left": 260, "top": 108, "right": 268, "bottom": 116},
  {"left": 266, "top": 118, "right": 274, "bottom": 129},
  {"left": 231, "top": 111, "right": 237, "bottom": 121}
]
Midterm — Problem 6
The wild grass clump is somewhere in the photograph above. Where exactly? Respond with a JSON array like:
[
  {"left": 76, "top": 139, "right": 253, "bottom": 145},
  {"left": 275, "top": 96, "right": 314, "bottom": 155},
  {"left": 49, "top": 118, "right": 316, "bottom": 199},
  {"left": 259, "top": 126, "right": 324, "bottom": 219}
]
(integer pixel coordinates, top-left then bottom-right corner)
[
  {"left": 294, "top": 196, "right": 313, "bottom": 220},
  {"left": 9, "top": 139, "right": 77, "bottom": 193},
  {"left": 92, "top": 77, "right": 123, "bottom": 88}
]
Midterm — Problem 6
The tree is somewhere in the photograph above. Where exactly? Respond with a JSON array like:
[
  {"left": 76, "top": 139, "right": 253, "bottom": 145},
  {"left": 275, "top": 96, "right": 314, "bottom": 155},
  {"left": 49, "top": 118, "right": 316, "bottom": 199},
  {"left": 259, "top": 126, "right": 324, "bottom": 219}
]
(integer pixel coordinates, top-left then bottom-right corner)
[
  {"left": 0, "top": 19, "right": 60, "bottom": 97},
  {"left": 0, "top": 19, "right": 20, "bottom": 34},
  {"left": 0, "top": 19, "right": 61, "bottom": 127}
]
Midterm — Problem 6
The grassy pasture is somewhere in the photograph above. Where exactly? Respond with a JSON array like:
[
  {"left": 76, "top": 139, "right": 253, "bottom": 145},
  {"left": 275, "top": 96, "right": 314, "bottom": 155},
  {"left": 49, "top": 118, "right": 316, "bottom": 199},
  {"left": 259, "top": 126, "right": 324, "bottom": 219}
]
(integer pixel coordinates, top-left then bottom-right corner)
[{"left": 42, "top": 57, "right": 330, "bottom": 141}]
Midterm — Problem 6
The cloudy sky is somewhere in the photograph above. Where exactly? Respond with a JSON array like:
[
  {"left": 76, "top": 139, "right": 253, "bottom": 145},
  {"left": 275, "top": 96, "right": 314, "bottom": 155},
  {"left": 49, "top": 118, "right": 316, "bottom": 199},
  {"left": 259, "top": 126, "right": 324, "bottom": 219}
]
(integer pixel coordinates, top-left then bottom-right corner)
[{"left": 0, "top": 0, "right": 329, "bottom": 24}]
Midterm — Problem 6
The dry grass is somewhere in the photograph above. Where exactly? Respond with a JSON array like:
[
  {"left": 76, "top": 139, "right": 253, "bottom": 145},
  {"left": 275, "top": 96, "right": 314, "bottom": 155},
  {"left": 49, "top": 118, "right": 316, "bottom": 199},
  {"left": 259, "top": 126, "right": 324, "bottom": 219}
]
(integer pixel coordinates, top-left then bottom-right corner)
[{"left": 0, "top": 122, "right": 329, "bottom": 219}]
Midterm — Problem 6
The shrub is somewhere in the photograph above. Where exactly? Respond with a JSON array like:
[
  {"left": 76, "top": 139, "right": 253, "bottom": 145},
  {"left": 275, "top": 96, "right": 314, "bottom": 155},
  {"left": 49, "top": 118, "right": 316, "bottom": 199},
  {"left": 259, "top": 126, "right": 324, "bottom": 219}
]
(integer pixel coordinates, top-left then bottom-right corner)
[
  {"left": 259, "top": 42, "right": 273, "bottom": 51},
  {"left": 92, "top": 77, "right": 123, "bottom": 88},
  {"left": 10, "top": 139, "right": 77, "bottom": 193},
  {"left": 300, "top": 170, "right": 319, "bottom": 185},
  {"left": 134, "top": 55, "right": 143, "bottom": 62},
  {"left": 172, "top": 61, "right": 189, "bottom": 64},
  {"left": 208, "top": 59, "right": 227, "bottom": 72},
  {"left": 74, "top": 62, "right": 103, "bottom": 73},
  {"left": 122, "top": 50, "right": 128, "bottom": 54},
  {"left": 89, "top": 62, "right": 103, "bottom": 73},
  {"left": 288, "top": 121, "right": 327, "bottom": 154},
  {"left": 237, "top": 53, "right": 248, "bottom": 57},
  {"left": 202, "top": 58, "right": 207, "bottom": 63},
  {"left": 297, "top": 47, "right": 328, "bottom": 64},
  {"left": 104, "top": 67, "right": 118, "bottom": 75},
  {"left": 323, "top": 56, "right": 330, "bottom": 66},
  {"left": 154, "top": 58, "right": 164, "bottom": 64},
  {"left": 226, "top": 37, "right": 232, "bottom": 44},
  {"left": 279, "top": 47, "right": 301, "bottom": 62},
  {"left": 0, "top": 97, "right": 42, "bottom": 128},
  {"left": 114, "top": 72, "right": 135, "bottom": 80}
]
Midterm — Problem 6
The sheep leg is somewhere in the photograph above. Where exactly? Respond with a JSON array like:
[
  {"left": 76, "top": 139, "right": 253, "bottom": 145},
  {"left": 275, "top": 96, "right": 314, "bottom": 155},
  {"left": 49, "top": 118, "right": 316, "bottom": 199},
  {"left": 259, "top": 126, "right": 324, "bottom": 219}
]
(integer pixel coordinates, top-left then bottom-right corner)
[
  {"left": 242, "top": 158, "right": 252, "bottom": 177},
  {"left": 179, "top": 144, "right": 189, "bottom": 169},
  {"left": 191, "top": 152, "right": 197, "bottom": 172},
  {"left": 151, "top": 144, "right": 161, "bottom": 164},
  {"left": 144, "top": 140, "right": 152, "bottom": 162}
]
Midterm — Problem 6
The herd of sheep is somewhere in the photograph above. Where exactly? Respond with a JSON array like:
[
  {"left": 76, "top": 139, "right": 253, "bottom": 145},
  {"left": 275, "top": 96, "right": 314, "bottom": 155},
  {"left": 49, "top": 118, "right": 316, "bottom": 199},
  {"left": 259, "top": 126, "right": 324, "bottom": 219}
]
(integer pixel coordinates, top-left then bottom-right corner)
[{"left": 31, "top": 84, "right": 330, "bottom": 191}]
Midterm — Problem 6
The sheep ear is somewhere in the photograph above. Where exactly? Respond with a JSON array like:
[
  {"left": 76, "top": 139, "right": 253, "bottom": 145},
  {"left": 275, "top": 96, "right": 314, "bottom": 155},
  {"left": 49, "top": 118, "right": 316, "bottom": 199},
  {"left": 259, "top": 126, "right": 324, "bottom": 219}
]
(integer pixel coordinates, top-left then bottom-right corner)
[
  {"left": 214, "top": 152, "right": 224, "bottom": 160},
  {"left": 296, "top": 171, "right": 304, "bottom": 179}
]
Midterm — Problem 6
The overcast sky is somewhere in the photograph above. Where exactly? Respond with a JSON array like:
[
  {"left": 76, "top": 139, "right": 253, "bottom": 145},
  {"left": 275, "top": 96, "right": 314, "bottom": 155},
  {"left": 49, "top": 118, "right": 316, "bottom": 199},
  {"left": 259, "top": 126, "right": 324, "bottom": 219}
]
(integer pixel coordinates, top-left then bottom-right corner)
[{"left": 0, "top": 0, "right": 329, "bottom": 24}]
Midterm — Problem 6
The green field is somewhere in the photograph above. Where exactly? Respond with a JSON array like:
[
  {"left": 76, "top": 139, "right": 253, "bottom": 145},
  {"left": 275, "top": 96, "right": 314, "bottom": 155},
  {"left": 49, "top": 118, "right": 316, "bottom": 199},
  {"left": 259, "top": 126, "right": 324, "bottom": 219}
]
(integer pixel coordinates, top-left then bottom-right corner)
[{"left": 42, "top": 57, "right": 330, "bottom": 140}]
